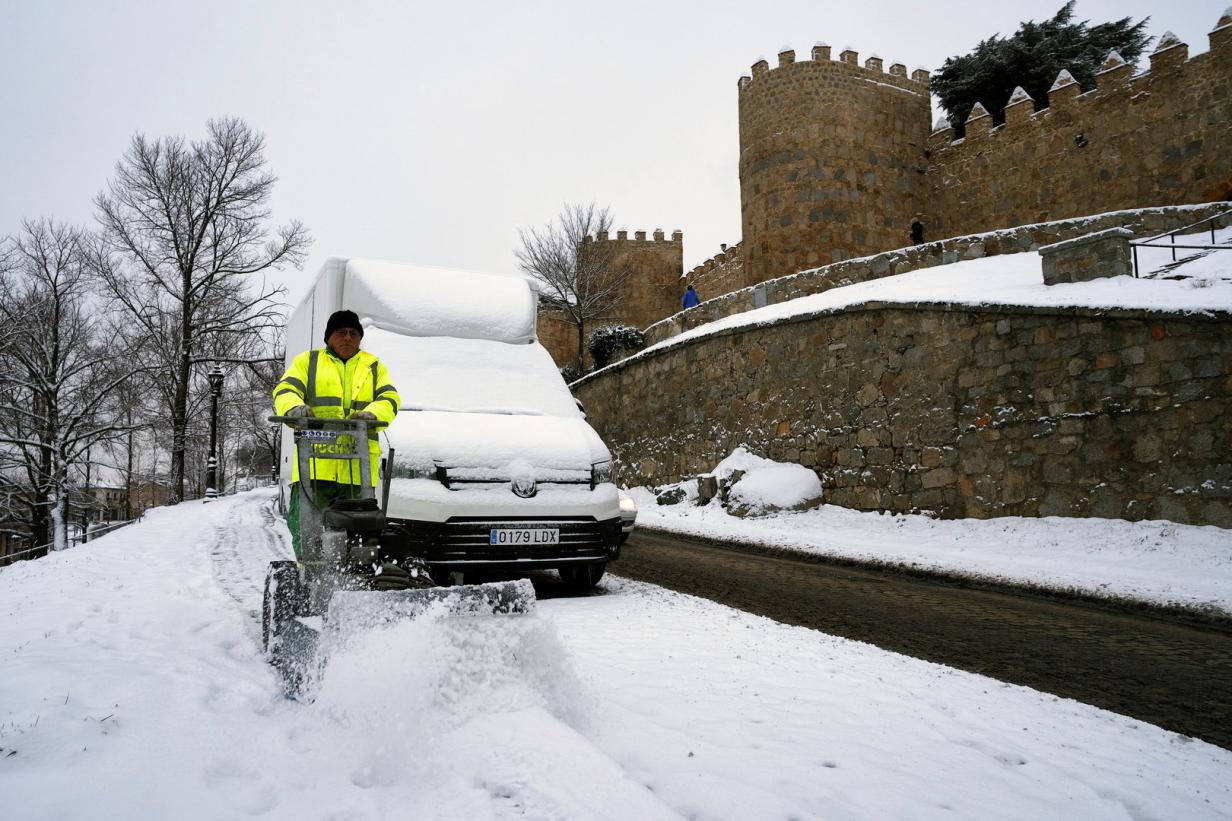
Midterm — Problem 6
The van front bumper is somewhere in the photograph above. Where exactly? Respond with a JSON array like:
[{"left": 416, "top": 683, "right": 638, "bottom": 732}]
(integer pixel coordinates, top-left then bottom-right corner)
[{"left": 381, "top": 515, "right": 622, "bottom": 569}]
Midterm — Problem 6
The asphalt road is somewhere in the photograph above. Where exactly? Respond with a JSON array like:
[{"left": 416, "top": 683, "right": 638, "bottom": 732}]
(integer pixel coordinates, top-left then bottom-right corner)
[{"left": 609, "top": 528, "right": 1232, "bottom": 751}]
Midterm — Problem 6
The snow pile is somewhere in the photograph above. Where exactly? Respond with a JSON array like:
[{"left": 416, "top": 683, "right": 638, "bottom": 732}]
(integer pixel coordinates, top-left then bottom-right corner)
[
  {"left": 317, "top": 609, "right": 589, "bottom": 727},
  {"left": 310, "top": 608, "right": 594, "bottom": 790},
  {"left": 712, "top": 446, "right": 823, "bottom": 514},
  {"left": 344, "top": 258, "right": 538, "bottom": 343}
]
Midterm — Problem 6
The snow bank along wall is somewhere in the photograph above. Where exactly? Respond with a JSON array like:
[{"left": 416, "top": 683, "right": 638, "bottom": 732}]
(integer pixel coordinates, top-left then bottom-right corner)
[{"left": 573, "top": 299, "right": 1232, "bottom": 528}]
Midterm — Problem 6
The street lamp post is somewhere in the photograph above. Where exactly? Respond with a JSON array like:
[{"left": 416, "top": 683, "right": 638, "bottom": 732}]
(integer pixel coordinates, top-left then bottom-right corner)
[
  {"left": 270, "top": 422, "right": 280, "bottom": 486},
  {"left": 205, "top": 366, "right": 225, "bottom": 500}
]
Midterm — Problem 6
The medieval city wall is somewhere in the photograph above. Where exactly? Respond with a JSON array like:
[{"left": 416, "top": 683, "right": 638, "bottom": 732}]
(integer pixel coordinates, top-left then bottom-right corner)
[
  {"left": 538, "top": 228, "right": 682, "bottom": 367},
  {"left": 926, "top": 26, "right": 1232, "bottom": 240},
  {"left": 684, "top": 241, "right": 745, "bottom": 301},
  {"left": 574, "top": 299, "right": 1232, "bottom": 528}
]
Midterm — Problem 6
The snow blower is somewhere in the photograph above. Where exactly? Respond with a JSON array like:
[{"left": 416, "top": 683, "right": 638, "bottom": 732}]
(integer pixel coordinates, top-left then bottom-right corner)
[{"left": 262, "top": 415, "right": 536, "bottom": 693}]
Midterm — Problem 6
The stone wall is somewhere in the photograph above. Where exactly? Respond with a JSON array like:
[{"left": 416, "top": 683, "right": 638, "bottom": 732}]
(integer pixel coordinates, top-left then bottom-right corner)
[
  {"left": 642, "top": 204, "right": 1232, "bottom": 347},
  {"left": 738, "top": 46, "right": 932, "bottom": 284},
  {"left": 1040, "top": 229, "right": 1133, "bottom": 285},
  {"left": 581, "top": 229, "right": 683, "bottom": 330},
  {"left": 684, "top": 241, "right": 745, "bottom": 301},
  {"left": 537, "top": 308, "right": 584, "bottom": 368},
  {"left": 926, "top": 24, "right": 1232, "bottom": 240},
  {"left": 574, "top": 301, "right": 1232, "bottom": 528},
  {"left": 538, "top": 229, "right": 683, "bottom": 367}
]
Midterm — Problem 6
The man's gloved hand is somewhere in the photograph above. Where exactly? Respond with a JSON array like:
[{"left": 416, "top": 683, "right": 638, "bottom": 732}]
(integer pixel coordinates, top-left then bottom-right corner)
[
  {"left": 350, "top": 410, "right": 378, "bottom": 422},
  {"left": 286, "top": 405, "right": 314, "bottom": 418}
]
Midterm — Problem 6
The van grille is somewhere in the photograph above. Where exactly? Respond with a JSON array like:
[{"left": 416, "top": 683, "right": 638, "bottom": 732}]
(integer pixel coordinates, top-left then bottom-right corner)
[{"left": 383, "top": 516, "right": 619, "bottom": 564}]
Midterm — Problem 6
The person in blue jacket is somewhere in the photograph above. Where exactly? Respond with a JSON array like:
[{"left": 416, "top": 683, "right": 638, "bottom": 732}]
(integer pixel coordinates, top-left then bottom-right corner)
[{"left": 682, "top": 285, "right": 701, "bottom": 309}]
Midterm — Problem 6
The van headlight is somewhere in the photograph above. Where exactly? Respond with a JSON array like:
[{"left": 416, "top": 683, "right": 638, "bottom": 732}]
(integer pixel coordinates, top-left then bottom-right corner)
[
  {"left": 591, "top": 460, "right": 613, "bottom": 487},
  {"left": 619, "top": 494, "right": 637, "bottom": 513}
]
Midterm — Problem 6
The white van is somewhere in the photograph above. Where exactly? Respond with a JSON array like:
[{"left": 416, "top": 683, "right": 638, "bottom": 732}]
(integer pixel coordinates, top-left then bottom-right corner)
[{"left": 279, "top": 257, "right": 626, "bottom": 587}]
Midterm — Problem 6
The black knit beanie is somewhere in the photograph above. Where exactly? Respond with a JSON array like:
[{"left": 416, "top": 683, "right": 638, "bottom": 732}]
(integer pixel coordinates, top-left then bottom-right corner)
[{"left": 323, "top": 309, "right": 364, "bottom": 343}]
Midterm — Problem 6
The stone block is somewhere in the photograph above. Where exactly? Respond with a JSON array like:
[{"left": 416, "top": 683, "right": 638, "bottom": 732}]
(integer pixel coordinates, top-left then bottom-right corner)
[
  {"left": 921, "top": 467, "right": 957, "bottom": 489},
  {"left": 696, "top": 474, "right": 719, "bottom": 505},
  {"left": 1039, "top": 228, "right": 1133, "bottom": 285}
]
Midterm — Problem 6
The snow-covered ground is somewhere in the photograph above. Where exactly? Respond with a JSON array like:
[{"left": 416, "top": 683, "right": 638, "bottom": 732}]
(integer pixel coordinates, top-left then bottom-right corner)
[{"left": 3, "top": 490, "right": 1231, "bottom": 820}]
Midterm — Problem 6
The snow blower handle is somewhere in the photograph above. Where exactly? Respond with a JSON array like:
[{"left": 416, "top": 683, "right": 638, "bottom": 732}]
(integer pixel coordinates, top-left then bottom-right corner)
[{"left": 267, "top": 415, "right": 384, "bottom": 430}]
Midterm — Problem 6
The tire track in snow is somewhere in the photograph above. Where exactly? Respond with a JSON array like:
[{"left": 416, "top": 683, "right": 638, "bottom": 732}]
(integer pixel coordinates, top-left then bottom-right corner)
[{"left": 204, "top": 491, "right": 293, "bottom": 638}]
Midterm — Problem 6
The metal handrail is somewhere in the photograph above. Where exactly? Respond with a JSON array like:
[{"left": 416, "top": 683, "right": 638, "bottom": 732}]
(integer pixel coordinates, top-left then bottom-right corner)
[
  {"left": 0, "top": 517, "right": 139, "bottom": 568},
  {"left": 1130, "top": 207, "right": 1232, "bottom": 278},
  {"left": 1133, "top": 207, "right": 1232, "bottom": 246}
]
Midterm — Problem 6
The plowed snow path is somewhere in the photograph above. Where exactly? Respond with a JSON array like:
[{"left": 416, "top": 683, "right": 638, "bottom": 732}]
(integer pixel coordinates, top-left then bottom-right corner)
[
  {"left": 3, "top": 489, "right": 1231, "bottom": 820},
  {"left": 204, "top": 491, "right": 291, "bottom": 638}
]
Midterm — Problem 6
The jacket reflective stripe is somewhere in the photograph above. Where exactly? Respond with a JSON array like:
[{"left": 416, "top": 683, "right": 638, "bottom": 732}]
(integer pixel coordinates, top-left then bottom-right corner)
[
  {"left": 273, "top": 346, "right": 400, "bottom": 486},
  {"left": 306, "top": 350, "right": 319, "bottom": 405}
]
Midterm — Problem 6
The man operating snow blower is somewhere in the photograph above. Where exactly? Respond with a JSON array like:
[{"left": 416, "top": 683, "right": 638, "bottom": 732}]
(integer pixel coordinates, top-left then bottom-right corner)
[
  {"left": 273, "top": 309, "right": 399, "bottom": 558},
  {"left": 264, "top": 308, "right": 536, "bottom": 694}
]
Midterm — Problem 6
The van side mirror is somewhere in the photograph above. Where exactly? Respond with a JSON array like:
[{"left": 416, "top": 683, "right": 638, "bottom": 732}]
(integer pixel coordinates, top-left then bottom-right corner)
[{"left": 574, "top": 398, "right": 587, "bottom": 418}]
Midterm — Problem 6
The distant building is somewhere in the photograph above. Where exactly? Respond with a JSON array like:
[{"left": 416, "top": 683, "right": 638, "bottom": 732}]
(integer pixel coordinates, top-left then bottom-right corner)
[{"left": 130, "top": 481, "right": 171, "bottom": 517}]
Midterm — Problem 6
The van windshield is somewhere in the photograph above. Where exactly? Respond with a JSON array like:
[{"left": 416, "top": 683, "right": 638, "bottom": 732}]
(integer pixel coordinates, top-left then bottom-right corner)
[{"left": 362, "top": 329, "right": 580, "bottom": 418}]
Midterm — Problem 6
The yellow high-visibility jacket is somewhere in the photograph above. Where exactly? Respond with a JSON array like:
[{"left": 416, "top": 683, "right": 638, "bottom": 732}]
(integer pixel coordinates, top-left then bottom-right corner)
[{"left": 273, "top": 347, "right": 400, "bottom": 486}]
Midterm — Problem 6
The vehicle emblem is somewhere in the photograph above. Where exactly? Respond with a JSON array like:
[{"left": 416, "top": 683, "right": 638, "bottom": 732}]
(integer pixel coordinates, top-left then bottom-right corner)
[{"left": 512, "top": 477, "right": 537, "bottom": 498}]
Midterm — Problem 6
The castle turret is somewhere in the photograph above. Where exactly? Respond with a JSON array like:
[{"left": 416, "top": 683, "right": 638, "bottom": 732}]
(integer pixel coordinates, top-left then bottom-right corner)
[{"left": 738, "top": 43, "right": 932, "bottom": 283}]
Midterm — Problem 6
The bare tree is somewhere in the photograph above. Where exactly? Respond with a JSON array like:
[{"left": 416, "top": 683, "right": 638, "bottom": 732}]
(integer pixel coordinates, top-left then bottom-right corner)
[
  {"left": 92, "top": 117, "right": 309, "bottom": 502},
  {"left": 0, "top": 220, "right": 135, "bottom": 552},
  {"left": 515, "top": 202, "right": 633, "bottom": 370}
]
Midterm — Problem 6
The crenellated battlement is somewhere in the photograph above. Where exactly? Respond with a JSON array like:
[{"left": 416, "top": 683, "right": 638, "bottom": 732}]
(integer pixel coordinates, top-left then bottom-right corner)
[
  {"left": 685, "top": 241, "right": 742, "bottom": 279},
  {"left": 925, "top": 9, "right": 1232, "bottom": 241},
  {"left": 737, "top": 41, "right": 929, "bottom": 96},
  {"left": 928, "top": 18, "right": 1232, "bottom": 151},
  {"left": 737, "top": 38, "right": 934, "bottom": 282},
  {"left": 583, "top": 228, "right": 683, "bottom": 245}
]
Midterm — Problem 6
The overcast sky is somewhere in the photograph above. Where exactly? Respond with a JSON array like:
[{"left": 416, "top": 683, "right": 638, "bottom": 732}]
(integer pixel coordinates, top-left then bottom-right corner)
[{"left": 2, "top": 1, "right": 1225, "bottom": 307}]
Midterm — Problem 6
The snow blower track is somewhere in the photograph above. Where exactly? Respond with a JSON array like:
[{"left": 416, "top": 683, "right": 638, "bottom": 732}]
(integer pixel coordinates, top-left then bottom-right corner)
[{"left": 205, "top": 492, "right": 292, "bottom": 636}]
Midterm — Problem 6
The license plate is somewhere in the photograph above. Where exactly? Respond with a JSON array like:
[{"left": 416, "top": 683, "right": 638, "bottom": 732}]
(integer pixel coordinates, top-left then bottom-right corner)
[{"left": 489, "top": 528, "right": 560, "bottom": 546}]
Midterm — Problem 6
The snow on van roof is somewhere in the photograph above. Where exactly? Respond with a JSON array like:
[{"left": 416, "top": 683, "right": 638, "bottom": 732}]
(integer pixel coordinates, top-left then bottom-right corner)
[
  {"left": 343, "top": 258, "right": 538, "bottom": 344},
  {"left": 366, "top": 329, "right": 578, "bottom": 418}
]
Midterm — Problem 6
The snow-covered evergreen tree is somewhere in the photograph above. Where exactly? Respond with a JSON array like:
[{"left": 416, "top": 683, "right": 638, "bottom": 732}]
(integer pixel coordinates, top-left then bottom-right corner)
[{"left": 931, "top": 2, "right": 1150, "bottom": 135}]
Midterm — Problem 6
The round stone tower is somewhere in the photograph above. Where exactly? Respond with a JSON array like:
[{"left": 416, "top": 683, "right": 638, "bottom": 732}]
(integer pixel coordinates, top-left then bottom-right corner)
[{"left": 738, "top": 45, "right": 933, "bottom": 284}]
